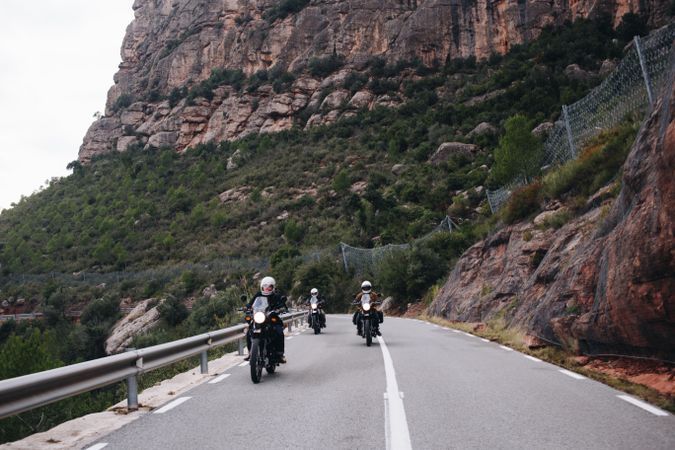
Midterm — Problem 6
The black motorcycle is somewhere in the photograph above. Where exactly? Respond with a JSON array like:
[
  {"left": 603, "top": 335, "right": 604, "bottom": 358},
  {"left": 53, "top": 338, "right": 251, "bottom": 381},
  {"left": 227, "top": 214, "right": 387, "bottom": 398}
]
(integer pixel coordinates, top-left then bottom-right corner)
[
  {"left": 354, "top": 294, "right": 379, "bottom": 347},
  {"left": 248, "top": 296, "right": 283, "bottom": 383},
  {"left": 308, "top": 299, "right": 322, "bottom": 334}
]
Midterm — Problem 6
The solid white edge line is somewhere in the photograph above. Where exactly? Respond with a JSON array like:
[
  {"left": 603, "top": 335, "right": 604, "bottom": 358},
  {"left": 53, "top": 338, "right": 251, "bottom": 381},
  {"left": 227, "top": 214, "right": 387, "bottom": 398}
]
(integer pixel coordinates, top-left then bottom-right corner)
[
  {"left": 238, "top": 361, "right": 249, "bottom": 367},
  {"left": 480, "top": 338, "right": 490, "bottom": 343},
  {"left": 85, "top": 444, "right": 108, "bottom": 450},
  {"left": 377, "top": 336, "right": 412, "bottom": 450},
  {"left": 559, "top": 369, "right": 586, "bottom": 380},
  {"left": 208, "top": 373, "right": 231, "bottom": 384},
  {"left": 524, "top": 355, "right": 542, "bottom": 362},
  {"left": 499, "top": 345, "right": 514, "bottom": 352},
  {"left": 153, "top": 397, "right": 191, "bottom": 414},
  {"left": 617, "top": 395, "right": 669, "bottom": 416},
  {"left": 452, "top": 330, "right": 461, "bottom": 333}
]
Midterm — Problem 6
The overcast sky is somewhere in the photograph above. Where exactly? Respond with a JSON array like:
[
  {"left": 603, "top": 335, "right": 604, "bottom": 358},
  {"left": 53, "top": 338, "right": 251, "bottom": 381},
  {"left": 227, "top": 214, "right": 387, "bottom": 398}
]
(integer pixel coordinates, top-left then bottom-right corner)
[{"left": 0, "top": 1, "right": 135, "bottom": 212}]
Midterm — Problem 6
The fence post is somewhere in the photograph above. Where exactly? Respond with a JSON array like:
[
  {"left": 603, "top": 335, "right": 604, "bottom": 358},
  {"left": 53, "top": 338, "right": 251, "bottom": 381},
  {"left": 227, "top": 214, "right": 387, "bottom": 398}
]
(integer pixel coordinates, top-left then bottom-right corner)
[
  {"left": 634, "top": 35, "right": 654, "bottom": 109},
  {"left": 562, "top": 105, "right": 576, "bottom": 160},
  {"left": 340, "top": 243, "right": 349, "bottom": 272},
  {"left": 125, "top": 348, "right": 139, "bottom": 411},
  {"left": 200, "top": 351, "right": 208, "bottom": 374}
]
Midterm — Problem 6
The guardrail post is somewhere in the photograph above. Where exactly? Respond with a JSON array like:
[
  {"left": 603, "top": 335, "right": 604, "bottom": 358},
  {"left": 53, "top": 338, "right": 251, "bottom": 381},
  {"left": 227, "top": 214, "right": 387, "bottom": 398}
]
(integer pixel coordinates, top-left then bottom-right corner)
[
  {"left": 288, "top": 319, "right": 293, "bottom": 333},
  {"left": 200, "top": 351, "right": 208, "bottom": 374},
  {"left": 238, "top": 337, "right": 244, "bottom": 356},
  {"left": 125, "top": 348, "right": 139, "bottom": 411}
]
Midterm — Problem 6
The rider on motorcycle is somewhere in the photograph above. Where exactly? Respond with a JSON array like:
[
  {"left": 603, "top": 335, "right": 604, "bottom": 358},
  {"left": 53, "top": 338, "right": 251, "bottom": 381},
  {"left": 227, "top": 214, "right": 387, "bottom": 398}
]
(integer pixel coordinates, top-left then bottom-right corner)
[
  {"left": 305, "top": 287, "right": 326, "bottom": 328},
  {"left": 245, "top": 276, "right": 288, "bottom": 363},
  {"left": 352, "top": 280, "right": 383, "bottom": 336}
]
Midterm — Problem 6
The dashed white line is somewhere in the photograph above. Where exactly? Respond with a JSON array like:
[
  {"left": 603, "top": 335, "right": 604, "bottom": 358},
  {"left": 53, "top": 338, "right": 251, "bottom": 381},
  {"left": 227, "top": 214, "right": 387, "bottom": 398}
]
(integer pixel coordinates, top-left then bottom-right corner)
[
  {"left": 208, "top": 373, "right": 231, "bottom": 384},
  {"left": 85, "top": 444, "right": 108, "bottom": 450},
  {"left": 524, "top": 355, "right": 542, "bottom": 362},
  {"left": 480, "top": 338, "right": 490, "bottom": 343},
  {"left": 238, "top": 361, "right": 249, "bottom": 367},
  {"left": 617, "top": 395, "right": 669, "bottom": 416},
  {"left": 287, "top": 336, "right": 294, "bottom": 340},
  {"left": 377, "top": 336, "right": 412, "bottom": 450},
  {"left": 499, "top": 345, "right": 514, "bottom": 352},
  {"left": 462, "top": 332, "right": 476, "bottom": 338},
  {"left": 451, "top": 330, "right": 461, "bottom": 334},
  {"left": 559, "top": 369, "right": 586, "bottom": 380},
  {"left": 154, "top": 397, "right": 191, "bottom": 414}
]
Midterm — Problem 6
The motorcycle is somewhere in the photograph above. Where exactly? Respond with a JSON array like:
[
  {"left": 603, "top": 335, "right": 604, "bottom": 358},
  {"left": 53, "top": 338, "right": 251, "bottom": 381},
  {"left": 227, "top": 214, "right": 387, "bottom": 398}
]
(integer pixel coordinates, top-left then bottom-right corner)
[
  {"left": 248, "top": 295, "right": 284, "bottom": 383},
  {"left": 354, "top": 293, "right": 379, "bottom": 347},
  {"left": 308, "top": 299, "right": 322, "bottom": 334}
]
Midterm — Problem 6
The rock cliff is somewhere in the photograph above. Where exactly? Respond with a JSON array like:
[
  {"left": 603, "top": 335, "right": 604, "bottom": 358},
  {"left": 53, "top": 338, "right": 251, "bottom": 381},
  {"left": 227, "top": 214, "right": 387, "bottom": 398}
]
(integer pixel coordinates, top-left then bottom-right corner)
[
  {"left": 79, "top": 0, "right": 669, "bottom": 161},
  {"left": 429, "top": 78, "right": 675, "bottom": 360}
]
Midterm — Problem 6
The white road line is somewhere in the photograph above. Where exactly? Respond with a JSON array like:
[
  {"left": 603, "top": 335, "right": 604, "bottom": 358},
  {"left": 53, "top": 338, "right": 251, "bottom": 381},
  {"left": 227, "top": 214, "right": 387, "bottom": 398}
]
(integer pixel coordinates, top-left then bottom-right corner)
[
  {"left": 462, "top": 332, "right": 475, "bottom": 338},
  {"left": 287, "top": 336, "right": 294, "bottom": 340},
  {"left": 499, "top": 345, "right": 514, "bottom": 352},
  {"left": 559, "top": 369, "right": 586, "bottom": 380},
  {"left": 617, "top": 395, "right": 669, "bottom": 416},
  {"left": 480, "top": 338, "right": 490, "bottom": 343},
  {"left": 377, "top": 336, "right": 412, "bottom": 450},
  {"left": 85, "top": 444, "right": 108, "bottom": 450},
  {"left": 524, "top": 355, "right": 542, "bottom": 362},
  {"left": 238, "top": 361, "right": 249, "bottom": 367},
  {"left": 208, "top": 373, "right": 231, "bottom": 384},
  {"left": 451, "top": 329, "right": 461, "bottom": 334},
  {"left": 154, "top": 397, "right": 191, "bottom": 414}
]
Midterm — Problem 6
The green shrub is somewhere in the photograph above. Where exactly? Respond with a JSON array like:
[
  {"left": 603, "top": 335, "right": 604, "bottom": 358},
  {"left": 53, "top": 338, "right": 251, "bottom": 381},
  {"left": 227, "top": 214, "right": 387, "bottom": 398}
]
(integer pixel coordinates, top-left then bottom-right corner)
[
  {"left": 309, "top": 54, "right": 345, "bottom": 78},
  {"left": 158, "top": 296, "right": 189, "bottom": 326},
  {"left": 502, "top": 182, "right": 542, "bottom": 224}
]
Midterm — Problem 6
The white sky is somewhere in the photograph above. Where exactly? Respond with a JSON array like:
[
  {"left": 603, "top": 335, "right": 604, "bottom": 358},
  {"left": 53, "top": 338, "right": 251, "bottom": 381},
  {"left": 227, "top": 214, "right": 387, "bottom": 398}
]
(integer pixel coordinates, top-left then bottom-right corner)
[{"left": 0, "top": 1, "right": 135, "bottom": 212}]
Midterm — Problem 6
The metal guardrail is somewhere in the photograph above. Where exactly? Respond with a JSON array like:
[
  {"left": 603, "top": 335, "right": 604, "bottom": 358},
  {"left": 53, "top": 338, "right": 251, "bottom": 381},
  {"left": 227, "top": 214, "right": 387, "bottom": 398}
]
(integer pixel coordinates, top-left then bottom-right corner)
[{"left": 0, "top": 310, "right": 306, "bottom": 419}]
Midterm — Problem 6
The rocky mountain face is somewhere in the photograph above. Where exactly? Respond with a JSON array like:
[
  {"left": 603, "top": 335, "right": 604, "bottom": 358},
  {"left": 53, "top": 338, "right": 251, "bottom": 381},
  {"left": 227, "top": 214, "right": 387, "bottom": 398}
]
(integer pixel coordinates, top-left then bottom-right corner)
[
  {"left": 429, "top": 79, "right": 675, "bottom": 360},
  {"left": 79, "top": 0, "right": 668, "bottom": 161}
]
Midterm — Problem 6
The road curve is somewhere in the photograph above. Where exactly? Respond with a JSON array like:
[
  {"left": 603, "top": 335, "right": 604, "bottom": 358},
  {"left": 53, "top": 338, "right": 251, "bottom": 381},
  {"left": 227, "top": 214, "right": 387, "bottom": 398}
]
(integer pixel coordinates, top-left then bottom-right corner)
[{"left": 88, "top": 315, "right": 675, "bottom": 450}]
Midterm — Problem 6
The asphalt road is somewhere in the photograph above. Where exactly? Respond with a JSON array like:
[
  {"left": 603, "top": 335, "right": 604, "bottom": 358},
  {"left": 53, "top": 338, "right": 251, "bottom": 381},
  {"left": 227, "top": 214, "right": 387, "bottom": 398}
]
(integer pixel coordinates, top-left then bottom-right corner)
[{"left": 88, "top": 315, "right": 675, "bottom": 450}]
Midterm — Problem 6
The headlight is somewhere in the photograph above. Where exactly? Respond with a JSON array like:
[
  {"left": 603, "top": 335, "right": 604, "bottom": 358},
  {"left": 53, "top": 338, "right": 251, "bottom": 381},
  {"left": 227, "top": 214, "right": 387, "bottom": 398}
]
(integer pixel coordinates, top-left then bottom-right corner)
[
  {"left": 254, "top": 311, "right": 266, "bottom": 324},
  {"left": 362, "top": 303, "right": 371, "bottom": 311},
  {"left": 311, "top": 304, "right": 317, "bottom": 310}
]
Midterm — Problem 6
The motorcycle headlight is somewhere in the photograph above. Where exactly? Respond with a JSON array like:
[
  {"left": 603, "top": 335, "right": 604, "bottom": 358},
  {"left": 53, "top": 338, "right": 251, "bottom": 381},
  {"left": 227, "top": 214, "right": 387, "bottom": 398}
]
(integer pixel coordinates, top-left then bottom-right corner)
[
  {"left": 254, "top": 311, "right": 266, "bottom": 324},
  {"left": 311, "top": 304, "right": 317, "bottom": 310},
  {"left": 362, "top": 303, "right": 371, "bottom": 311}
]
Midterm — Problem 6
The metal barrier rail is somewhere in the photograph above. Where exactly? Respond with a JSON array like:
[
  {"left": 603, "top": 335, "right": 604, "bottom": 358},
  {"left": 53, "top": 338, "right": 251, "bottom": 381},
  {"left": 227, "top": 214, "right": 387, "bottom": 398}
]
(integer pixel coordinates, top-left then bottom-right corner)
[{"left": 0, "top": 310, "right": 306, "bottom": 419}]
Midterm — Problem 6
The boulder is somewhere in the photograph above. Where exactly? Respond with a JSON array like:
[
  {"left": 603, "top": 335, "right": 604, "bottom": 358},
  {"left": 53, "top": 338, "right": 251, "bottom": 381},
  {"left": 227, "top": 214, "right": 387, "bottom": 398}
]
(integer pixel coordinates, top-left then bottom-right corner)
[
  {"left": 564, "top": 64, "right": 591, "bottom": 81},
  {"left": 348, "top": 90, "right": 374, "bottom": 109},
  {"left": 467, "top": 122, "right": 497, "bottom": 138},
  {"left": 429, "top": 142, "right": 478, "bottom": 165},
  {"left": 532, "top": 121, "right": 555, "bottom": 138},
  {"left": 105, "top": 299, "right": 162, "bottom": 354}
]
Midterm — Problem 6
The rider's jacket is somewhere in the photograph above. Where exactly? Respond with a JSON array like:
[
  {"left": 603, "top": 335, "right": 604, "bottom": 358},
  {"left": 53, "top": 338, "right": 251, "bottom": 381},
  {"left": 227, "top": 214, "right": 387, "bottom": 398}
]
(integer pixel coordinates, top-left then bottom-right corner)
[
  {"left": 247, "top": 290, "right": 287, "bottom": 312},
  {"left": 305, "top": 295, "right": 325, "bottom": 306},
  {"left": 354, "top": 291, "right": 379, "bottom": 308}
]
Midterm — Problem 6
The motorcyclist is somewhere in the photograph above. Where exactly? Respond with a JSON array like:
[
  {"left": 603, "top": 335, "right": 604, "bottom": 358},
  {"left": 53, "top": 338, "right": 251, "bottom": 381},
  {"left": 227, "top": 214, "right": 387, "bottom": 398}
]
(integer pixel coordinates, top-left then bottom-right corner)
[
  {"left": 352, "top": 280, "right": 383, "bottom": 336},
  {"left": 305, "top": 287, "right": 326, "bottom": 328},
  {"left": 245, "top": 276, "right": 288, "bottom": 363}
]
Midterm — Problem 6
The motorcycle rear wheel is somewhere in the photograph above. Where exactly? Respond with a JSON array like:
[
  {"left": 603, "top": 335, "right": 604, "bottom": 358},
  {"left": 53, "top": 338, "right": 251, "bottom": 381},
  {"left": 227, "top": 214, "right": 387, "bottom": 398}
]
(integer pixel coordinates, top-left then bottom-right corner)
[{"left": 250, "top": 340, "right": 264, "bottom": 383}]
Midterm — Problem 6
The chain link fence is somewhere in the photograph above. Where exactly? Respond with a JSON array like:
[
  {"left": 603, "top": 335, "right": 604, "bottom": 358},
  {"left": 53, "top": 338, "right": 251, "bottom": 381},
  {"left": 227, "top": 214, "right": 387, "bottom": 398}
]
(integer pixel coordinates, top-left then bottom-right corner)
[
  {"left": 339, "top": 216, "right": 458, "bottom": 275},
  {"left": 487, "top": 24, "right": 675, "bottom": 213}
]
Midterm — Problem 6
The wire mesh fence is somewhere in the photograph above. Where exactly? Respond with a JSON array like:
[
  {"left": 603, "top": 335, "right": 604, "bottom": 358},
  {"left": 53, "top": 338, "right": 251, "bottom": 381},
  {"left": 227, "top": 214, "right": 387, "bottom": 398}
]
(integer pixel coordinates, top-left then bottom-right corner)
[
  {"left": 487, "top": 24, "right": 675, "bottom": 213},
  {"left": 339, "top": 216, "right": 458, "bottom": 275}
]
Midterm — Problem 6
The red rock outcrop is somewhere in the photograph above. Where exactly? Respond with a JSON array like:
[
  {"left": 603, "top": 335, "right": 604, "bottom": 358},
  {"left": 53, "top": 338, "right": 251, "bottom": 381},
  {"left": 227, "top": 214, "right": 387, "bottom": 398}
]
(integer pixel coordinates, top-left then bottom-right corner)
[
  {"left": 79, "top": 0, "right": 670, "bottom": 161},
  {"left": 430, "top": 77, "right": 675, "bottom": 360}
]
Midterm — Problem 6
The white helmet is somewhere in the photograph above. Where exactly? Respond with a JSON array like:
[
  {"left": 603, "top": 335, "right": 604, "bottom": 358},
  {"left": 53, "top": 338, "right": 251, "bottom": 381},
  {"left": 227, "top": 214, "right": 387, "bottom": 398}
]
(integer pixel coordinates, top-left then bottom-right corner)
[
  {"left": 361, "top": 280, "right": 372, "bottom": 293},
  {"left": 310, "top": 288, "right": 318, "bottom": 296},
  {"left": 260, "top": 276, "right": 276, "bottom": 296}
]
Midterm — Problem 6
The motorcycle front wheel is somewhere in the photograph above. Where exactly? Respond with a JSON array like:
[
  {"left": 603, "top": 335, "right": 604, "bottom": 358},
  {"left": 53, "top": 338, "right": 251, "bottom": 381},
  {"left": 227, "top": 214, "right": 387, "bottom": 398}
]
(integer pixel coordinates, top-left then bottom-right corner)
[
  {"left": 250, "top": 340, "right": 264, "bottom": 383},
  {"left": 364, "top": 320, "right": 372, "bottom": 347}
]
